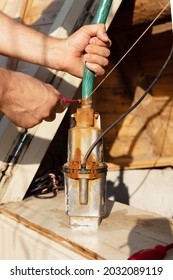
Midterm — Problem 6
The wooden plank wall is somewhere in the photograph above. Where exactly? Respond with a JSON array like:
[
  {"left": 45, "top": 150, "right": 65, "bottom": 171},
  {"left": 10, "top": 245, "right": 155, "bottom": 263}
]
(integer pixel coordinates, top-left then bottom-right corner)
[{"left": 93, "top": 14, "right": 173, "bottom": 170}]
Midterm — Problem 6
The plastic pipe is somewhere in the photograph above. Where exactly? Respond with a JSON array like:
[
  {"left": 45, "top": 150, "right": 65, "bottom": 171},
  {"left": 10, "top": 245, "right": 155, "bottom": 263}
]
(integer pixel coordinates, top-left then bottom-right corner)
[{"left": 82, "top": 0, "right": 113, "bottom": 100}]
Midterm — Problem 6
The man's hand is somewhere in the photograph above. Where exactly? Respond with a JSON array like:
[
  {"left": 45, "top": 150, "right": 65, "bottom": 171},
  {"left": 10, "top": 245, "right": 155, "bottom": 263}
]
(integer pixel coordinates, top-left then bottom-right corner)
[
  {"left": 0, "top": 68, "right": 66, "bottom": 128},
  {"left": 61, "top": 24, "right": 111, "bottom": 78}
]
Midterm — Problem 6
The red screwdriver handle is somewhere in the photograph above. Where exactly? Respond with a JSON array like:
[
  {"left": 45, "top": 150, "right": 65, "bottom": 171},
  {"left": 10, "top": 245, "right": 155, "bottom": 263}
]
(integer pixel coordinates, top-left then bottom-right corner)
[
  {"left": 128, "top": 245, "right": 168, "bottom": 260},
  {"left": 61, "top": 96, "right": 79, "bottom": 104}
]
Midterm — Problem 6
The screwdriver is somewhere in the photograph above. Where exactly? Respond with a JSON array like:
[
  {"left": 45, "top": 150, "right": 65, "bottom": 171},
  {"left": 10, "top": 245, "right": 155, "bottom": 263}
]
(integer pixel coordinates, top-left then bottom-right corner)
[
  {"left": 128, "top": 243, "right": 173, "bottom": 260},
  {"left": 62, "top": 96, "right": 80, "bottom": 104}
]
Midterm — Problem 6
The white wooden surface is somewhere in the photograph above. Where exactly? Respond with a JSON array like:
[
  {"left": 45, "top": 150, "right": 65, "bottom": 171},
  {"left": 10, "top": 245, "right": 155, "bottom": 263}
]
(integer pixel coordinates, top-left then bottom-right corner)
[
  {"left": 0, "top": 213, "right": 86, "bottom": 260},
  {"left": 0, "top": 191, "right": 173, "bottom": 260}
]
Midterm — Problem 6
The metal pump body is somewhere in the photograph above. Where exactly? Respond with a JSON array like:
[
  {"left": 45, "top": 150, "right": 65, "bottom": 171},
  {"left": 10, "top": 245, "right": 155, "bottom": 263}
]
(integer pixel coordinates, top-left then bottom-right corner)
[
  {"left": 63, "top": 0, "right": 113, "bottom": 227},
  {"left": 63, "top": 100, "right": 107, "bottom": 227}
]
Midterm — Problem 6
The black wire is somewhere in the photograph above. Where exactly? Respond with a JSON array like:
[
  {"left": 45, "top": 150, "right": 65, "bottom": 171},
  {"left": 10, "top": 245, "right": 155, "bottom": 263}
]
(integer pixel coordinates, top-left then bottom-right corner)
[
  {"left": 82, "top": 42, "right": 173, "bottom": 168},
  {"left": 24, "top": 169, "right": 64, "bottom": 199}
]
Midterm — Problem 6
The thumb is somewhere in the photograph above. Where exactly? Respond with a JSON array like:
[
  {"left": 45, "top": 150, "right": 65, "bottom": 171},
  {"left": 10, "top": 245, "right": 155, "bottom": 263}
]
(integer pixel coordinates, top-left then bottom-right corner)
[{"left": 96, "top": 24, "right": 111, "bottom": 46}]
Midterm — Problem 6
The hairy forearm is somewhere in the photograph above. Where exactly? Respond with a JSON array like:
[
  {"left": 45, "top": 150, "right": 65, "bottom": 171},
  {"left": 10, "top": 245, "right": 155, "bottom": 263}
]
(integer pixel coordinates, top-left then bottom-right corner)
[
  {"left": 0, "top": 67, "right": 10, "bottom": 104},
  {"left": 0, "top": 12, "right": 111, "bottom": 79},
  {"left": 0, "top": 12, "right": 65, "bottom": 70}
]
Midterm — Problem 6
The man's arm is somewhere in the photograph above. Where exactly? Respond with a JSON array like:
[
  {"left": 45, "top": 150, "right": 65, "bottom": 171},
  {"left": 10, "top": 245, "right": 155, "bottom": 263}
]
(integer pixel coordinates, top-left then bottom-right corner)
[
  {"left": 0, "top": 12, "right": 65, "bottom": 71},
  {"left": 0, "top": 12, "right": 111, "bottom": 78}
]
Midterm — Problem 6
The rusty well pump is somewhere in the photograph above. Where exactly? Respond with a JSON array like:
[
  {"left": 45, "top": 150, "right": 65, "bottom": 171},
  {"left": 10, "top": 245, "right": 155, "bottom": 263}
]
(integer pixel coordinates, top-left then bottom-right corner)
[
  {"left": 63, "top": 0, "right": 113, "bottom": 228},
  {"left": 63, "top": 99, "right": 107, "bottom": 227}
]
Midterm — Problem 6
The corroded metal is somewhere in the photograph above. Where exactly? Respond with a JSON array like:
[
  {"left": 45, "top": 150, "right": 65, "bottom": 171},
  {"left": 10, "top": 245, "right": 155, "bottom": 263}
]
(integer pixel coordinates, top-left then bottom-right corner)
[{"left": 63, "top": 100, "right": 107, "bottom": 228}]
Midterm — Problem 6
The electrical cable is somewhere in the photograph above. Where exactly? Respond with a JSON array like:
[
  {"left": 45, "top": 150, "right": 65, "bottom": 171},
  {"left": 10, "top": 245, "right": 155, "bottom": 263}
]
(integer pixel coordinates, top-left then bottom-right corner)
[
  {"left": 82, "top": 42, "right": 173, "bottom": 168},
  {"left": 25, "top": 168, "right": 64, "bottom": 199}
]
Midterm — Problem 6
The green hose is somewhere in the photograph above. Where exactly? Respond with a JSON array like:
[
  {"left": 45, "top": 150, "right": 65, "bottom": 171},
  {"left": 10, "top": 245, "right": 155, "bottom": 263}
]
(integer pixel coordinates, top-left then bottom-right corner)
[{"left": 82, "top": 0, "right": 113, "bottom": 100}]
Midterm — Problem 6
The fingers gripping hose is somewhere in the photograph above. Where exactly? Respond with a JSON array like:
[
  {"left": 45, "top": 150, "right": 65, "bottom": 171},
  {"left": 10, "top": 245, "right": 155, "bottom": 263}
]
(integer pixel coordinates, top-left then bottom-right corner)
[{"left": 82, "top": 0, "right": 113, "bottom": 100}]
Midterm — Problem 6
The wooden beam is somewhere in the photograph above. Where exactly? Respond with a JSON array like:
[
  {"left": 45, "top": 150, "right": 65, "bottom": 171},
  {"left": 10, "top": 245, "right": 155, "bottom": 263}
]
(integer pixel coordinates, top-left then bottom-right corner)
[
  {"left": 0, "top": 0, "right": 7, "bottom": 11},
  {"left": 111, "top": 0, "right": 170, "bottom": 33},
  {"left": 133, "top": 87, "right": 173, "bottom": 156},
  {"left": 107, "top": 156, "right": 173, "bottom": 170}
]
